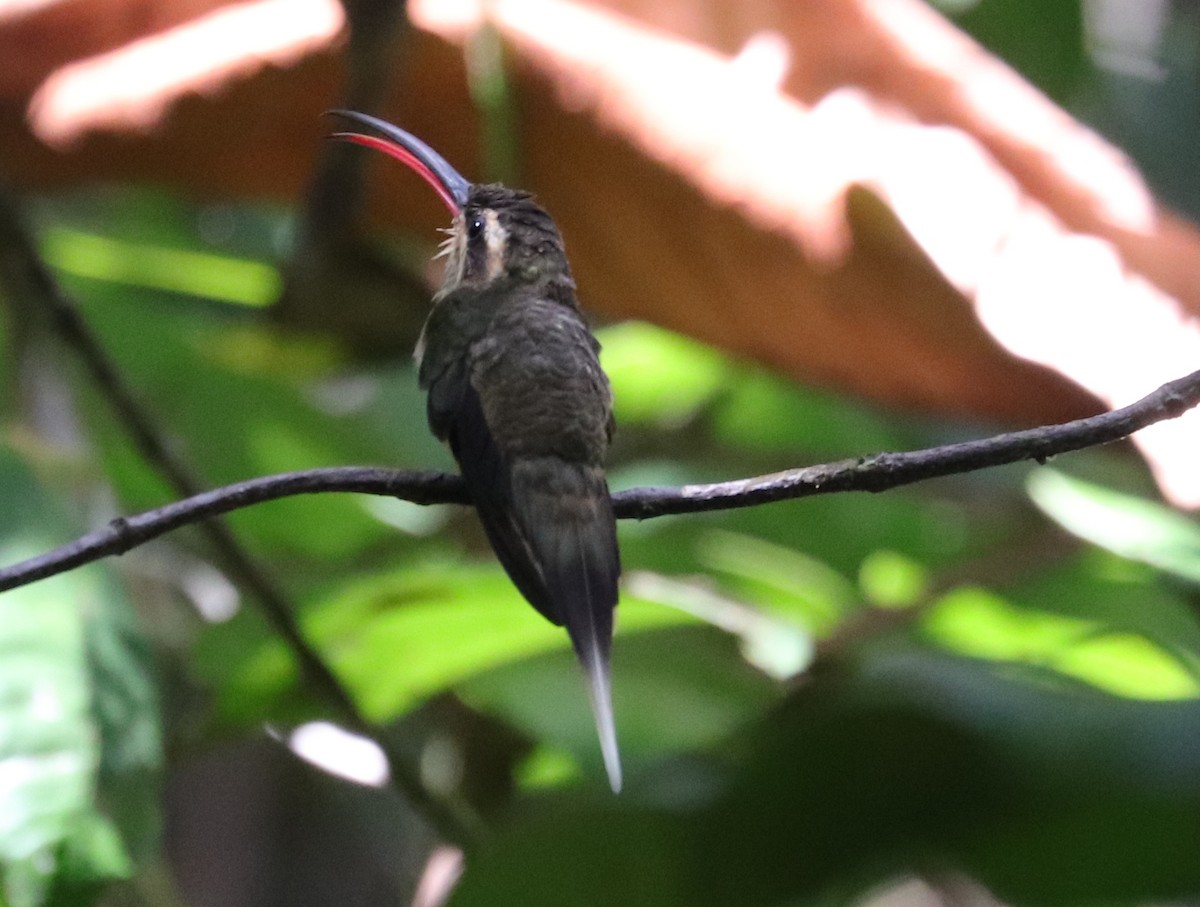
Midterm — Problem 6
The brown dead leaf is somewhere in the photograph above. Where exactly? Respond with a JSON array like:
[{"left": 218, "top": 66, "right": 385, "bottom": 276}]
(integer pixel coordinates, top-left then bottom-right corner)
[{"left": 4, "top": 0, "right": 1200, "bottom": 503}]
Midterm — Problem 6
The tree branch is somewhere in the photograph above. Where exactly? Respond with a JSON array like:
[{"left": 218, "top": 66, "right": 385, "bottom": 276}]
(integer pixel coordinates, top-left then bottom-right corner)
[
  {"left": 616, "top": 365, "right": 1200, "bottom": 518},
  {"left": 0, "top": 189, "right": 363, "bottom": 718},
  {"left": 0, "top": 61, "right": 494, "bottom": 845},
  {"left": 4, "top": 365, "right": 1198, "bottom": 597},
  {"left": 0, "top": 189, "right": 485, "bottom": 845}
]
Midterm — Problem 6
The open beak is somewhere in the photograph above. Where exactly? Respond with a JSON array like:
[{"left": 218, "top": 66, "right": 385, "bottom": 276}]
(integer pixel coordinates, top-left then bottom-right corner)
[{"left": 327, "top": 110, "right": 471, "bottom": 213}]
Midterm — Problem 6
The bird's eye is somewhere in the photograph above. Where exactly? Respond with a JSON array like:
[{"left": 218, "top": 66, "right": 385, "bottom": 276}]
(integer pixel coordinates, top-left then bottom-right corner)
[{"left": 467, "top": 215, "right": 485, "bottom": 239}]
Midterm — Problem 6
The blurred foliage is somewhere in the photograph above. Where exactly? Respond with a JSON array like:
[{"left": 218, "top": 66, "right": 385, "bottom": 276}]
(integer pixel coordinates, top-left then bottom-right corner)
[
  {"left": 4, "top": 183, "right": 1200, "bottom": 906},
  {"left": 933, "top": 0, "right": 1088, "bottom": 100},
  {"left": 1, "top": 4, "right": 1200, "bottom": 902},
  {"left": 0, "top": 449, "right": 158, "bottom": 905}
]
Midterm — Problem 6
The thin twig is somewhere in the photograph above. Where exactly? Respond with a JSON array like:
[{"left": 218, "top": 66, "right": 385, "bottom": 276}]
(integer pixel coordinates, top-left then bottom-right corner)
[
  {"left": 1, "top": 192, "right": 485, "bottom": 844},
  {"left": 616, "top": 365, "right": 1200, "bottom": 518},
  {"left": 1, "top": 468, "right": 466, "bottom": 590},
  {"left": 4, "top": 365, "right": 1198, "bottom": 597},
  {"left": 0, "top": 192, "right": 358, "bottom": 716}
]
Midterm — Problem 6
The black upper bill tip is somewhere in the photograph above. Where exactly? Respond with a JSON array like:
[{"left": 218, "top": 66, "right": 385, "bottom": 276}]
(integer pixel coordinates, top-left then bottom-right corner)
[{"left": 326, "top": 109, "right": 471, "bottom": 211}]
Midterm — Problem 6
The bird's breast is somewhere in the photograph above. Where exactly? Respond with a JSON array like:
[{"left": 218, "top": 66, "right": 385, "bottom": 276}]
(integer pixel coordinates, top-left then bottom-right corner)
[{"left": 470, "top": 299, "right": 612, "bottom": 465}]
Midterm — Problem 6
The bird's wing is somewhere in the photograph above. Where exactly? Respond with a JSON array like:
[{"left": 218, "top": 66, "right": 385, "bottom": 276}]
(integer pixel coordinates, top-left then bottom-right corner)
[{"left": 446, "top": 379, "right": 561, "bottom": 621}]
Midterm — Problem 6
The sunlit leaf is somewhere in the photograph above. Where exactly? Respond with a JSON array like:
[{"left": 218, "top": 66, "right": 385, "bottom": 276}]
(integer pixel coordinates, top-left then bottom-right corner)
[
  {"left": 1055, "top": 633, "right": 1199, "bottom": 700},
  {"left": 41, "top": 228, "right": 280, "bottom": 307},
  {"left": 696, "top": 529, "right": 856, "bottom": 632},
  {"left": 515, "top": 745, "right": 581, "bottom": 789},
  {"left": 1006, "top": 549, "right": 1200, "bottom": 681},
  {"left": 925, "top": 586, "right": 1088, "bottom": 660},
  {"left": 72, "top": 292, "right": 409, "bottom": 566},
  {"left": 859, "top": 549, "right": 929, "bottom": 608},
  {"left": 624, "top": 571, "right": 812, "bottom": 679},
  {"left": 1028, "top": 469, "right": 1200, "bottom": 584},
  {"left": 203, "top": 561, "right": 693, "bottom": 728},
  {"left": 924, "top": 585, "right": 1199, "bottom": 700},
  {"left": 598, "top": 322, "right": 730, "bottom": 426}
]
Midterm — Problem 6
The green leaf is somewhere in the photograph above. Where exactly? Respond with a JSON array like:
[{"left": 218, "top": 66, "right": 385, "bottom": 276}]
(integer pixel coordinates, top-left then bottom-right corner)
[
  {"left": 200, "top": 560, "right": 692, "bottom": 729},
  {"left": 315, "top": 563, "right": 690, "bottom": 721},
  {"left": 40, "top": 227, "right": 280, "bottom": 308},
  {"left": 923, "top": 585, "right": 1199, "bottom": 700},
  {"left": 315, "top": 563, "right": 569, "bottom": 721},
  {"left": 599, "top": 322, "right": 730, "bottom": 426},
  {"left": 461, "top": 626, "right": 780, "bottom": 787},
  {"left": 859, "top": 549, "right": 929, "bottom": 608},
  {"left": 72, "top": 292, "right": 410, "bottom": 567},
  {"left": 1011, "top": 552, "right": 1200, "bottom": 674},
  {"left": 711, "top": 369, "right": 914, "bottom": 459},
  {"left": 193, "top": 607, "right": 301, "bottom": 729},
  {"left": 1028, "top": 468, "right": 1200, "bottom": 584},
  {"left": 936, "top": 0, "right": 1087, "bottom": 101},
  {"left": 624, "top": 571, "right": 813, "bottom": 680},
  {"left": 695, "top": 529, "right": 856, "bottom": 632},
  {"left": 1055, "top": 632, "right": 1199, "bottom": 700},
  {"left": 0, "top": 447, "right": 159, "bottom": 905}
]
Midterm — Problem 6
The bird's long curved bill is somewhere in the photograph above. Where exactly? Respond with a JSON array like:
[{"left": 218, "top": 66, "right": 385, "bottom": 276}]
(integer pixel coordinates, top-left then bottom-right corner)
[{"left": 327, "top": 109, "right": 470, "bottom": 213}]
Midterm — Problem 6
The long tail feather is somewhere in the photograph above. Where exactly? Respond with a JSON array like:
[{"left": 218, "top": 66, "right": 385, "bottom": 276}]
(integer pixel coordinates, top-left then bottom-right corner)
[
  {"left": 583, "top": 646, "right": 622, "bottom": 792},
  {"left": 570, "top": 523, "right": 622, "bottom": 793},
  {"left": 513, "top": 461, "right": 622, "bottom": 790},
  {"left": 466, "top": 448, "right": 622, "bottom": 789}
]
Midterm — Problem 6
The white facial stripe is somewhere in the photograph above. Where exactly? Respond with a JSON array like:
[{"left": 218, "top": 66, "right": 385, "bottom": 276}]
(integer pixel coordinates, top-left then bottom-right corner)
[
  {"left": 437, "top": 214, "right": 467, "bottom": 291},
  {"left": 483, "top": 209, "right": 506, "bottom": 281}
]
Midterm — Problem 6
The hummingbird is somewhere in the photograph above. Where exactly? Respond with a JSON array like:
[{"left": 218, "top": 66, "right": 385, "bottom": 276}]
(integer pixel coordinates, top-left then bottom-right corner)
[{"left": 329, "top": 110, "right": 623, "bottom": 791}]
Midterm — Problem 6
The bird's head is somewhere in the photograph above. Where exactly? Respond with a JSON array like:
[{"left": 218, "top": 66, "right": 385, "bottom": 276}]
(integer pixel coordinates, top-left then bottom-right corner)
[{"left": 329, "top": 110, "right": 573, "bottom": 295}]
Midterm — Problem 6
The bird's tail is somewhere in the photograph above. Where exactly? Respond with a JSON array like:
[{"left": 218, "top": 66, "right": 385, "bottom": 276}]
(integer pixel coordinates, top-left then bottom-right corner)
[
  {"left": 514, "top": 460, "right": 622, "bottom": 791},
  {"left": 568, "top": 520, "right": 622, "bottom": 793}
]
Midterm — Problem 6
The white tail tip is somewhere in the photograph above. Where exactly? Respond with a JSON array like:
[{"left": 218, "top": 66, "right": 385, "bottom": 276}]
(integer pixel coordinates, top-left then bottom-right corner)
[{"left": 584, "top": 656, "right": 622, "bottom": 793}]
